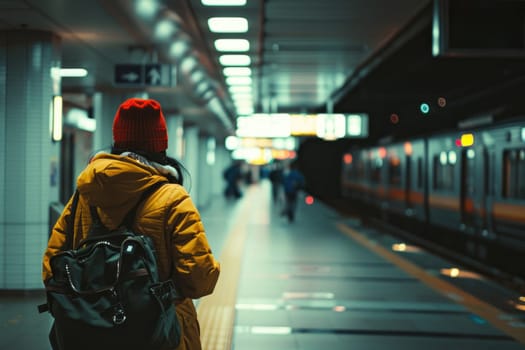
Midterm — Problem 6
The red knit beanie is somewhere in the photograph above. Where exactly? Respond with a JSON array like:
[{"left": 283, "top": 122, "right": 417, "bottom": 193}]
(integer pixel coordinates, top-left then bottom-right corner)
[{"left": 112, "top": 98, "right": 168, "bottom": 153}]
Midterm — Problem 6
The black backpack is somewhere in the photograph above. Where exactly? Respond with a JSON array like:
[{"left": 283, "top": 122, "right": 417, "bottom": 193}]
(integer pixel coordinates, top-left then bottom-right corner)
[{"left": 39, "top": 182, "right": 181, "bottom": 350}]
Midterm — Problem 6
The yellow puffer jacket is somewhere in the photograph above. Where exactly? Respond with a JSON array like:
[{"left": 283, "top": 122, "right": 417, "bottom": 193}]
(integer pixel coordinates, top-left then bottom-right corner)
[{"left": 42, "top": 153, "right": 220, "bottom": 350}]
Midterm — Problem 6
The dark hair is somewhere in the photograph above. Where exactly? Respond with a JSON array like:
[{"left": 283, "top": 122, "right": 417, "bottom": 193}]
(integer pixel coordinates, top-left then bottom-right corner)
[
  {"left": 111, "top": 147, "right": 187, "bottom": 186},
  {"left": 165, "top": 155, "right": 187, "bottom": 186}
]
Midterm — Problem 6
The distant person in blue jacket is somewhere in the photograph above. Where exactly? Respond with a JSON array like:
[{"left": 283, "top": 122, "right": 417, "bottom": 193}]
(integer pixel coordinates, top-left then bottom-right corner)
[
  {"left": 268, "top": 161, "right": 284, "bottom": 204},
  {"left": 223, "top": 160, "right": 243, "bottom": 199},
  {"left": 281, "top": 160, "right": 305, "bottom": 222}
]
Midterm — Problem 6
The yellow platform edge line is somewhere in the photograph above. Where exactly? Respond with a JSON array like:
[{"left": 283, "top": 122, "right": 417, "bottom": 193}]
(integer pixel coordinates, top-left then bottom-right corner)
[
  {"left": 337, "top": 222, "right": 525, "bottom": 345},
  {"left": 197, "top": 193, "right": 257, "bottom": 350}
]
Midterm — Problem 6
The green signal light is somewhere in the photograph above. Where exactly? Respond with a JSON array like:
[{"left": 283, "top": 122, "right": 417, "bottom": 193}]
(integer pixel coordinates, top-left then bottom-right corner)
[{"left": 420, "top": 103, "right": 430, "bottom": 114}]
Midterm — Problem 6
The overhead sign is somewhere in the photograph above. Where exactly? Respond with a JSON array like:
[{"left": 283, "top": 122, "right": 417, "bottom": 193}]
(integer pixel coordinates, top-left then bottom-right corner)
[
  {"left": 235, "top": 113, "right": 369, "bottom": 139},
  {"left": 114, "top": 64, "right": 173, "bottom": 87},
  {"left": 115, "top": 64, "right": 143, "bottom": 85},
  {"left": 236, "top": 114, "right": 291, "bottom": 138}
]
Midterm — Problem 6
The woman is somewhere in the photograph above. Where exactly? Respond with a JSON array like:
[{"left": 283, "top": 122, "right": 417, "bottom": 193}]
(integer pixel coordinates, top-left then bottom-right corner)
[{"left": 43, "top": 98, "right": 220, "bottom": 350}]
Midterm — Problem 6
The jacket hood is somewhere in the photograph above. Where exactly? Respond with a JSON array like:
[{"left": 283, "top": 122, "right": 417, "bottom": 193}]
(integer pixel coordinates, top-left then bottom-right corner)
[{"left": 77, "top": 153, "right": 168, "bottom": 227}]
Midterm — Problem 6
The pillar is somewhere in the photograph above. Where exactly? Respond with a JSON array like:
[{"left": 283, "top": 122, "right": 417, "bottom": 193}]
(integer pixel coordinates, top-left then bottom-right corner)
[
  {"left": 183, "top": 126, "right": 200, "bottom": 205},
  {"left": 166, "top": 114, "right": 184, "bottom": 161},
  {"left": 0, "top": 30, "right": 61, "bottom": 289}
]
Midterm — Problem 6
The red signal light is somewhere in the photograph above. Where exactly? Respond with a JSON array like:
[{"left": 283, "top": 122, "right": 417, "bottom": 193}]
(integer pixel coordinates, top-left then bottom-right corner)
[{"left": 305, "top": 195, "right": 314, "bottom": 205}]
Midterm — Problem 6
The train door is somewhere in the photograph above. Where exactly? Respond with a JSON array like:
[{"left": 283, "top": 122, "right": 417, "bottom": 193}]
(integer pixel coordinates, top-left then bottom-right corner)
[
  {"left": 479, "top": 148, "right": 489, "bottom": 232},
  {"left": 405, "top": 154, "right": 413, "bottom": 213},
  {"left": 460, "top": 147, "right": 486, "bottom": 233}
]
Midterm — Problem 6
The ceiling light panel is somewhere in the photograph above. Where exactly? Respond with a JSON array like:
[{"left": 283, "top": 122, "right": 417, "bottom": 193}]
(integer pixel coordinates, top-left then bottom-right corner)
[
  {"left": 135, "top": 0, "right": 159, "bottom": 19},
  {"left": 154, "top": 20, "right": 176, "bottom": 40},
  {"left": 208, "top": 17, "right": 248, "bottom": 33},
  {"left": 226, "top": 76, "right": 252, "bottom": 85},
  {"left": 60, "top": 68, "right": 88, "bottom": 77},
  {"left": 229, "top": 85, "right": 252, "bottom": 93},
  {"left": 219, "top": 54, "right": 251, "bottom": 66},
  {"left": 231, "top": 92, "right": 252, "bottom": 100},
  {"left": 224, "top": 67, "right": 252, "bottom": 76},
  {"left": 236, "top": 107, "right": 254, "bottom": 115},
  {"left": 214, "top": 39, "right": 250, "bottom": 52},
  {"left": 202, "top": 0, "right": 246, "bottom": 5}
]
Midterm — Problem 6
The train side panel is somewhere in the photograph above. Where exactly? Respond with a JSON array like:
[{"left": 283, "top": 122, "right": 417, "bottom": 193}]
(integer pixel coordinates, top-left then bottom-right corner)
[
  {"left": 486, "top": 123, "right": 525, "bottom": 274},
  {"left": 340, "top": 117, "right": 525, "bottom": 279},
  {"left": 382, "top": 139, "right": 427, "bottom": 224}
]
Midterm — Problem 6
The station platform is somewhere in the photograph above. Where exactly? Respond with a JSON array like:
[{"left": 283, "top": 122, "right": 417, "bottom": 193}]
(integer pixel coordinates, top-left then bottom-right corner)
[{"left": 1, "top": 180, "right": 525, "bottom": 350}]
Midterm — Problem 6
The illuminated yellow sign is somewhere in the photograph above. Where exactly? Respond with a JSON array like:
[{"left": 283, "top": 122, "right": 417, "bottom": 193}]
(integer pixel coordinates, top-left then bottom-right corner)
[
  {"left": 290, "top": 114, "right": 317, "bottom": 136},
  {"left": 460, "top": 133, "right": 474, "bottom": 147}
]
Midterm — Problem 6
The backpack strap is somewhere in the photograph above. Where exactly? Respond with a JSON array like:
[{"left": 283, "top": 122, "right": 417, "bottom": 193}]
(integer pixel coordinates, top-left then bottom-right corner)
[{"left": 88, "top": 181, "right": 168, "bottom": 236}]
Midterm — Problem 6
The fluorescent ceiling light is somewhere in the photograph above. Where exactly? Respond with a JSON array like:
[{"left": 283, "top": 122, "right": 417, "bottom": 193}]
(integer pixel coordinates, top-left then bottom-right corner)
[
  {"left": 154, "top": 20, "right": 176, "bottom": 40},
  {"left": 136, "top": 0, "right": 159, "bottom": 19},
  {"left": 235, "top": 103, "right": 253, "bottom": 113},
  {"left": 233, "top": 99, "right": 253, "bottom": 106},
  {"left": 52, "top": 96, "right": 63, "bottom": 142},
  {"left": 219, "top": 54, "right": 251, "bottom": 66},
  {"left": 229, "top": 85, "right": 252, "bottom": 93},
  {"left": 202, "top": 0, "right": 246, "bottom": 5},
  {"left": 60, "top": 68, "right": 88, "bottom": 77},
  {"left": 214, "top": 39, "right": 250, "bottom": 52},
  {"left": 236, "top": 107, "right": 254, "bottom": 115},
  {"left": 231, "top": 93, "right": 252, "bottom": 101},
  {"left": 224, "top": 67, "right": 251, "bottom": 76},
  {"left": 236, "top": 115, "right": 291, "bottom": 137},
  {"left": 208, "top": 17, "right": 248, "bottom": 33},
  {"left": 251, "top": 327, "right": 292, "bottom": 335},
  {"left": 234, "top": 98, "right": 253, "bottom": 105},
  {"left": 226, "top": 76, "right": 252, "bottom": 85},
  {"left": 180, "top": 56, "right": 199, "bottom": 74},
  {"left": 169, "top": 40, "right": 190, "bottom": 59},
  {"left": 65, "top": 108, "right": 96, "bottom": 132}
]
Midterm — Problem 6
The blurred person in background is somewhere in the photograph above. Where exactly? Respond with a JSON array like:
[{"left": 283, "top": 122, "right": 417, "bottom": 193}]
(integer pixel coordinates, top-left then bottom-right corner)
[
  {"left": 281, "top": 160, "right": 305, "bottom": 222},
  {"left": 268, "top": 161, "right": 284, "bottom": 204},
  {"left": 223, "top": 160, "right": 243, "bottom": 199}
]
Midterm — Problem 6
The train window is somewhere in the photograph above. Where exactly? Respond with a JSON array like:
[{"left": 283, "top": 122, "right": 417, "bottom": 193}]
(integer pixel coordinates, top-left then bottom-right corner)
[
  {"left": 357, "top": 161, "right": 365, "bottom": 180},
  {"left": 417, "top": 157, "right": 423, "bottom": 189},
  {"left": 503, "top": 148, "right": 525, "bottom": 199},
  {"left": 433, "top": 155, "right": 455, "bottom": 191},
  {"left": 343, "top": 157, "right": 354, "bottom": 177},
  {"left": 371, "top": 158, "right": 383, "bottom": 184},
  {"left": 389, "top": 156, "right": 401, "bottom": 185}
]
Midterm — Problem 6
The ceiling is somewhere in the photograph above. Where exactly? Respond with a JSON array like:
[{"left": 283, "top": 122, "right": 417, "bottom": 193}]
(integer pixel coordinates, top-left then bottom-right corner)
[{"left": 2, "top": 0, "right": 525, "bottom": 143}]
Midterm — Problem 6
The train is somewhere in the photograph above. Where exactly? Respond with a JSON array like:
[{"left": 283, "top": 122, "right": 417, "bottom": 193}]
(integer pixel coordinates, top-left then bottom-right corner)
[{"left": 341, "top": 116, "right": 525, "bottom": 282}]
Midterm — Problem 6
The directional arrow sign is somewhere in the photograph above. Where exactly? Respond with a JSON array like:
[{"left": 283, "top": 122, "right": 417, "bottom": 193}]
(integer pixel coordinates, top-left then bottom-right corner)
[
  {"left": 145, "top": 64, "right": 173, "bottom": 86},
  {"left": 115, "top": 64, "right": 174, "bottom": 87},
  {"left": 114, "top": 64, "right": 143, "bottom": 85},
  {"left": 145, "top": 64, "right": 161, "bottom": 85}
]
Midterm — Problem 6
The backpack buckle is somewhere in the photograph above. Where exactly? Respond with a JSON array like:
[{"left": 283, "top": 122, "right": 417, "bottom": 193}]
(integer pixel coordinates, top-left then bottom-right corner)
[{"left": 112, "top": 305, "right": 127, "bottom": 325}]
